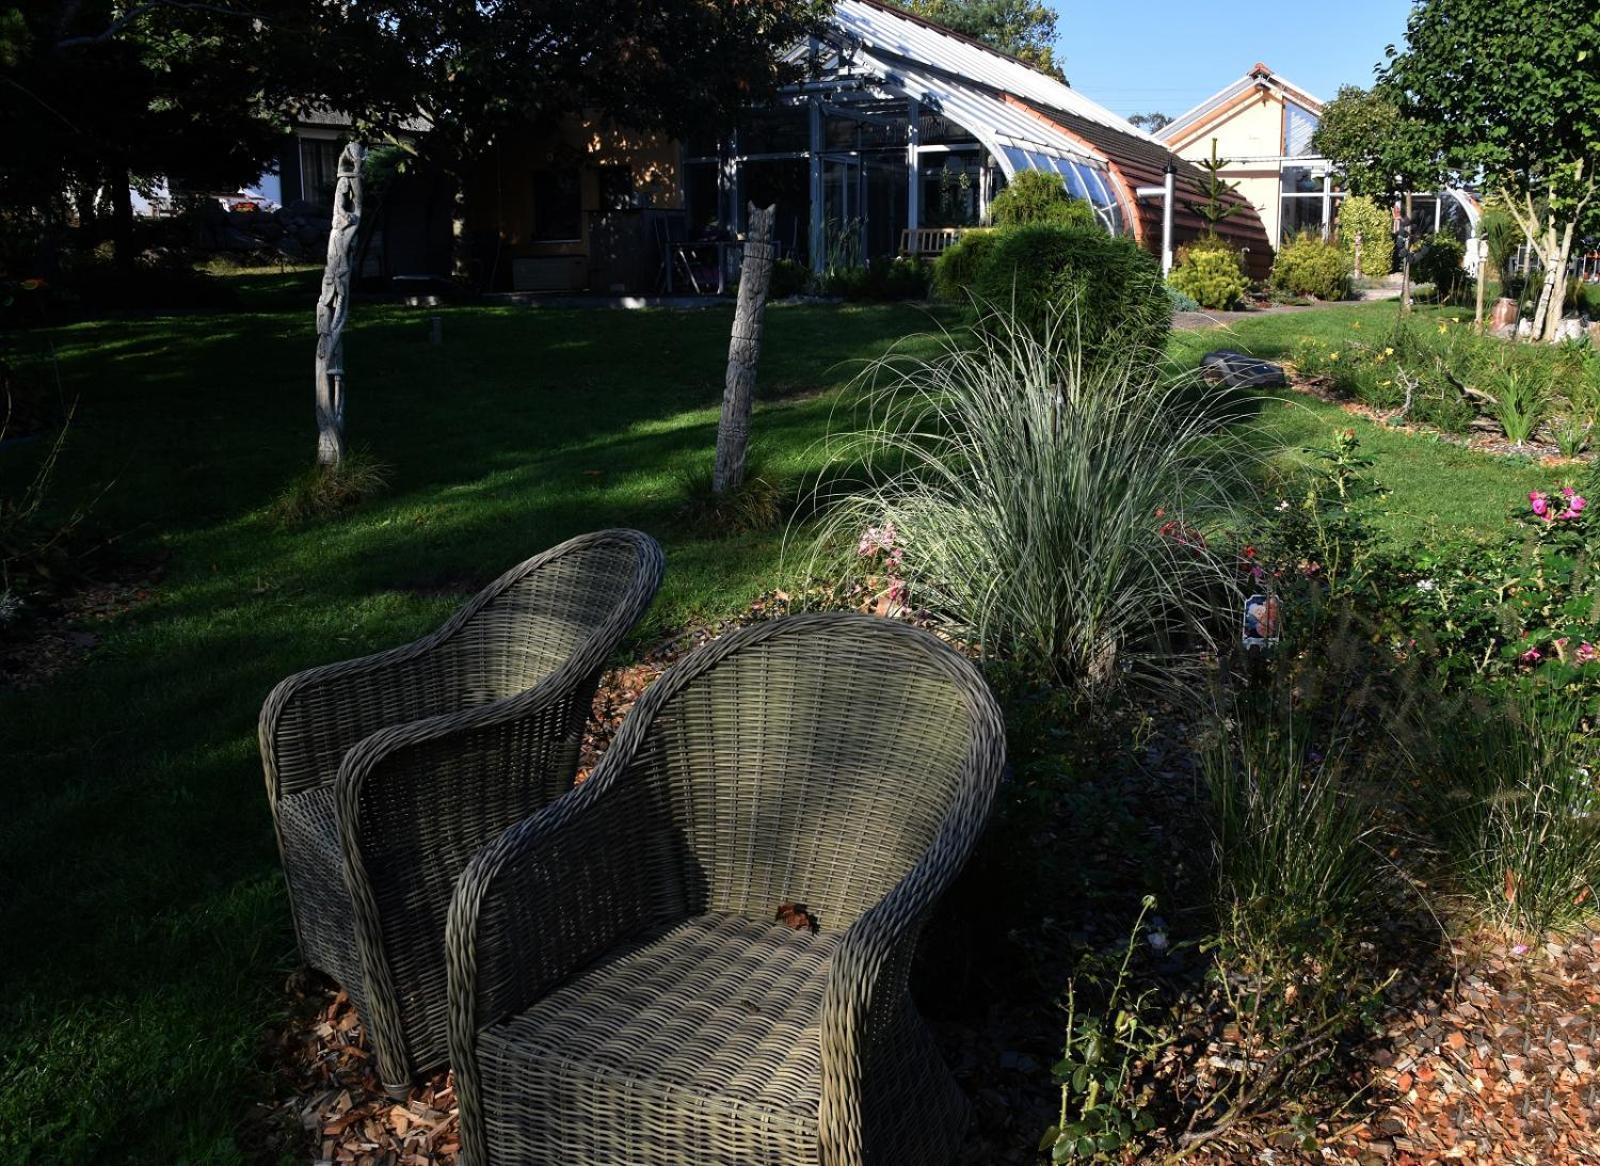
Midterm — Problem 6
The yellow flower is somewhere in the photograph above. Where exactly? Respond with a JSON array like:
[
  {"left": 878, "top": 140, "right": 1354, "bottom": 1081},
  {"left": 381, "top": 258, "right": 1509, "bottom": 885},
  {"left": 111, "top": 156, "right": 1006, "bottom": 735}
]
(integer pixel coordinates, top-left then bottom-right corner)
[
  {"left": 1438, "top": 324, "right": 1448, "bottom": 334},
  {"left": 1384, "top": 347, "right": 1395, "bottom": 356},
  {"left": 1352, "top": 322, "right": 1362, "bottom": 330},
  {"left": 1328, "top": 351, "right": 1340, "bottom": 362}
]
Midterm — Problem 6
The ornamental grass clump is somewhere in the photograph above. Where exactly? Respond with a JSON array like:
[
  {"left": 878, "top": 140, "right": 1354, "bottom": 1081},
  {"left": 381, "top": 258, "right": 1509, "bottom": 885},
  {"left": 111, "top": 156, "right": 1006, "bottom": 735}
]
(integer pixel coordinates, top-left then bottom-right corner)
[
  {"left": 807, "top": 300, "right": 1249, "bottom": 700},
  {"left": 1429, "top": 692, "right": 1600, "bottom": 939}
]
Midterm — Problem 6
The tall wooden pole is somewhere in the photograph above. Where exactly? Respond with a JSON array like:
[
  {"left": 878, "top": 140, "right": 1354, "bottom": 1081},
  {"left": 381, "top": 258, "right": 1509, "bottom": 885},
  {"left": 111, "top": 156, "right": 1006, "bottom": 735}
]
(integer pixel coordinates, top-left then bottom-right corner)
[
  {"left": 315, "top": 141, "right": 365, "bottom": 467},
  {"left": 713, "top": 203, "right": 776, "bottom": 494}
]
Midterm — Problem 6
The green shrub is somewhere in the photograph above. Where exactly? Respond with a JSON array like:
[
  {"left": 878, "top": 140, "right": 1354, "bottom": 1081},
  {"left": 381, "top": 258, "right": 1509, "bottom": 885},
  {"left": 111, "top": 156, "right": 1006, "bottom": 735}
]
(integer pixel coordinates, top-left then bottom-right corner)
[
  {"left": 676, "top": 459, "right": 783, "bottom": 534},
  {"left": 809, "top": 306, "right": 1242, "bottom": 699},
  {"left": 1167, "top": 236, "right": 1249, "bottom": 310},
  {"left": 986, "top": 170, "right": 1101, "bottom": 231},
  {"left": 1414, "top": 233, "right": 1469, "bottom": 303},
  {"left": 971, "top": 223, "right": 1170, "bottom": 364},
  {"left": 768, "top": 258, "right": 811, "bottom": 298},
  {"left": 821, "top": 256, "right": 931, "bottom": 301},
  {"left": 930, "top": 228, "right": 999, "bottom": 301},
  {"left": 1167, "top": 285, "right": 1201, "bottom": 312},
  {"left": 1333, "top": 194, "right": 1393, "bottom": 278},
  {"left": 1428, "top": 692, "right": 1600, "bottom": 939},
  {"left": 1271, "top": 231, "right": 1353, "bottom": 300}
]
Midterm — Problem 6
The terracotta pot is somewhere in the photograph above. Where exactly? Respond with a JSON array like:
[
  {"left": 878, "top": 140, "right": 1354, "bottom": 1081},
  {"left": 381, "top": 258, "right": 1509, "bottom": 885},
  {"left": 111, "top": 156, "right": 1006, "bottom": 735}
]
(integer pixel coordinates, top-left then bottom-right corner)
[{"left": 1489, "top": 297, "right": 1520, "bottom": 331}]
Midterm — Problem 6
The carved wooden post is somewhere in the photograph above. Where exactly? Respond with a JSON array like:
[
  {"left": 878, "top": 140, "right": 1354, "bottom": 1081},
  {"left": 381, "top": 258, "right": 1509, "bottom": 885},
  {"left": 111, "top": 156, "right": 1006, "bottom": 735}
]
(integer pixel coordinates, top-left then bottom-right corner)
[
  {"left": 713, "top": 203, "right": 776, "bottom": 494},
  {"left": 314, "top": 141, "right": 365, "bottom": 467}
]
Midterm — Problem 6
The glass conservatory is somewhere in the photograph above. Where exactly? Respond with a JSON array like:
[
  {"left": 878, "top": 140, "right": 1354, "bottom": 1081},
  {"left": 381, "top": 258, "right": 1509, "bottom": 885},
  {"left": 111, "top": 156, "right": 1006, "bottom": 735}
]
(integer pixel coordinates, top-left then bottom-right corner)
[{"left": 679, "top": 2, "right": 1132, "bottom": 268}]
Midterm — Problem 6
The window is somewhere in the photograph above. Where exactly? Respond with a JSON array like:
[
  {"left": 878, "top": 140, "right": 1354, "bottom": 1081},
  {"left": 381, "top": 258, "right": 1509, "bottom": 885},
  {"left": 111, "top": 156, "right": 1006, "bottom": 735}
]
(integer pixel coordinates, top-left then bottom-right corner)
[
  {"left": 300, "top": 138, "right": 343, "bottom": 206},
  {"left": 531, "top": 169, "right": 582, "bottom": 241},
  {"left": 1279, "top": 165, "right": 1337, "bottom": 245},
  {"left": 1284, "top": 102, "right": 1320, "bottom": 157}
]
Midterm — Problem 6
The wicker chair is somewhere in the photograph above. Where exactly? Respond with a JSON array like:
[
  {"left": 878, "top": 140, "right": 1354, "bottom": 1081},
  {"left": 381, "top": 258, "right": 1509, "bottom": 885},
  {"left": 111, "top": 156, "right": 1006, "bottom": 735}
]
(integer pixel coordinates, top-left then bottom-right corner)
[
  {"left": 260, "top": 529, "right": 664, "bottom": 1091},
  {"left": 446, "top": 612, "right": 1005, "bottom": 1166}
]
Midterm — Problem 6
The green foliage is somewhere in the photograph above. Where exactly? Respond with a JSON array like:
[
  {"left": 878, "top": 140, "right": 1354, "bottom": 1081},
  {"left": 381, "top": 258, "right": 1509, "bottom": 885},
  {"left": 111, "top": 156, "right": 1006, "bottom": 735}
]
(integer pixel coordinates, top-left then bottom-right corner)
[
  {"left": 676, "top": 461, "right": 783, "bottom": 534},
  {"left": 987, "top": 171, "right": 1101, "bottom": 230},
  {"left": 1271, "top": 232, "right": 1353, "bottom": 301},
  {"left": 1478, "top": 205, "right": 1524, "bottom": 287},
  {"left": 809, "top": 306, "right": 1242, "bottom": 698},
  {"left": 1483, "top": 352, "right": 1551, "bottom": 446},
  {"left": 271, "top": 450, "right": 390, "bottom": 525},
  {"left": 1181, "top": 140, "right": 1245, "bottom": 233},
  {"left": 1167, "top": 237, "right": 1249, "bottom": 310},
  {"left": 1426, "top": 692, "right": 1600, "bottom": 939},
  {"left": 971, "top": 224, "right": 1171, "bottom": 364},
  {"left": 0, "top": 403, "right": 99, "bottom": 598},
  {"left": 1413, "top": 233, "right": 1468, "bottom": 303},
  {"left": 931, "top": 229, "right": 999, "bottom": 301},
  {"left": 1334, "top": 195, "right": 1393, "bottom": 278},
  {"left": 888, "top": 0, "right": 1062, "bottom": 75},
  {"left": 1040, "top": 897, "right": 1166, "bottom": 1162},
  {"left": 769, "top": 258, "right": 811, "bottom": 298},
  {"left": 821, "top": 256, "right": 932, "bottom": 301},
  {"left": 1310, "top": 84, "right": 1440, "bottom": 200}
]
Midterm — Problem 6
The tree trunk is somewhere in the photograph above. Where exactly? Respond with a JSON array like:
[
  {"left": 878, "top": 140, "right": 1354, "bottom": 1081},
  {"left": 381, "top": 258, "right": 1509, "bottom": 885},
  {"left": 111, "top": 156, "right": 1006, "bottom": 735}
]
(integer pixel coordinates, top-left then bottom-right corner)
[
  {"left": 1539, "top": 219, "right": 1577, "bottom": 342},
  {"left": 1473, "top": 236, "right": 1486, "bottom": 329},
  {"left": 109, "top": 163, "right": 135, "bottom": 270},
  {"left": 713, "top": 203, "right": 777, "bottom": 494},
  {"left": 449, "top": 173, "right": 471, "bottom": 286},
  {"left": 314, "top": 142, "right": 365, "bottom": 468}
]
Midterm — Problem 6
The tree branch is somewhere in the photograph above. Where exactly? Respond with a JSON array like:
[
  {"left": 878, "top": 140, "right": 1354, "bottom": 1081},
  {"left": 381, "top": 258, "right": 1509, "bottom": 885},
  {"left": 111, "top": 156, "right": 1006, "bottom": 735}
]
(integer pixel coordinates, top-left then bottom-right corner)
[{"left": 54, "top": 0, "right": 262, "bottom": 50}]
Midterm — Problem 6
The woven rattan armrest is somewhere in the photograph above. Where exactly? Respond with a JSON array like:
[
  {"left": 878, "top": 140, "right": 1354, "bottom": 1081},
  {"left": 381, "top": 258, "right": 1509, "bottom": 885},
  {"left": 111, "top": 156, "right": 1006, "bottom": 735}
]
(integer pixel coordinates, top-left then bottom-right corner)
[{"left": 329, "top": 659, "right": 614, "bottom": 1087}]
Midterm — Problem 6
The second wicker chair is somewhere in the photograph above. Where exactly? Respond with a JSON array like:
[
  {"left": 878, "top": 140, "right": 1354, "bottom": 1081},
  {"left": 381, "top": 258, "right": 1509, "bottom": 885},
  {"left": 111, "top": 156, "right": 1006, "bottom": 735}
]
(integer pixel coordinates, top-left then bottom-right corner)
[
  {"left": 446, "top": 612, "right": 1006, "bottom": 1166},
  {"left": 260, "top": 529, "right": 664, "bottom": 1091}
]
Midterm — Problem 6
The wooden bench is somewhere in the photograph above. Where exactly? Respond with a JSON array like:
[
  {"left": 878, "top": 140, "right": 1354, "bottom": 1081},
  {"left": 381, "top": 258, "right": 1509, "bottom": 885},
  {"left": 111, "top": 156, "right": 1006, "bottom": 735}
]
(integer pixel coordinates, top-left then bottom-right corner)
[{"left": 899, "top": 227, "right": 967, "bottom": 257}]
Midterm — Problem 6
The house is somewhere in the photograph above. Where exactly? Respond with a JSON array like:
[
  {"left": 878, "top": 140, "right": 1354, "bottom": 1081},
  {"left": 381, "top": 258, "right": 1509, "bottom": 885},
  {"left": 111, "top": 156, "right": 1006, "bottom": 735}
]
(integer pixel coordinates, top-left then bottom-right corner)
[{"left": 1158, "top": 63, "right": 1479, "bottom": 258}]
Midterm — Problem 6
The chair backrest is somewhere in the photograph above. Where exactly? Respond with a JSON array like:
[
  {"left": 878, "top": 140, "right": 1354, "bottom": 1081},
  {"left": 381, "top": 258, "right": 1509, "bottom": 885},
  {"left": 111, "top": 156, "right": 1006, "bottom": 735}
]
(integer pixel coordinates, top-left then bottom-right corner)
[
  {"left": 618, "top": 613, "right": 1004, "bottom": 932},
  {"left": 443, "top": 530, "right": 664, "bottom": 703}
]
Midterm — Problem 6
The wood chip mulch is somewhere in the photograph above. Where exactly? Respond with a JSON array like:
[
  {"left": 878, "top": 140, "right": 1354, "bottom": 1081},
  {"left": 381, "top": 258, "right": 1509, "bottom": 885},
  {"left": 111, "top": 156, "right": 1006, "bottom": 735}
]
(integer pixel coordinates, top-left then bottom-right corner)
[
  {"left": 1333, "top": 931, "right": 1600, "bottom": 1166},
  {"left": 0, "top": 555, "right": 165, "bottom": 690}
]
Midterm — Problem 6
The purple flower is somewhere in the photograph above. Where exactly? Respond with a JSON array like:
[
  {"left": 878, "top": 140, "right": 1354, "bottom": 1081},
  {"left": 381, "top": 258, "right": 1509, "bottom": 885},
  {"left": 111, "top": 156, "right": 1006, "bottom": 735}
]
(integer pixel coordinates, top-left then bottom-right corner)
[
  {"left": 1578, "top": 642, "right": 1597, "bottom": 665},
  {"left": 1530, "top": 492, "right": 1549, "bottom": 517}
]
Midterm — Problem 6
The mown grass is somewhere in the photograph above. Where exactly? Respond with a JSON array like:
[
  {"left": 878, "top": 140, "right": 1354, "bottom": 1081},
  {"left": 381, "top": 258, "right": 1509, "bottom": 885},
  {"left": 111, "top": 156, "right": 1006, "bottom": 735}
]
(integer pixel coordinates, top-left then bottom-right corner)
[{"left": 0, "top": 282, "right": 1555, "bottom": 1161}]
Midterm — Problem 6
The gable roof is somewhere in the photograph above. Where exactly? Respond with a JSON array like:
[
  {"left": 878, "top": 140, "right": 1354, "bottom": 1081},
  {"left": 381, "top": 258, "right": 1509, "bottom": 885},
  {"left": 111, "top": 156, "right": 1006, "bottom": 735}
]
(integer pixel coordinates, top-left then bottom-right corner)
[{"left": 1157, "top": 63, "right": 1325, "bottom": 149}]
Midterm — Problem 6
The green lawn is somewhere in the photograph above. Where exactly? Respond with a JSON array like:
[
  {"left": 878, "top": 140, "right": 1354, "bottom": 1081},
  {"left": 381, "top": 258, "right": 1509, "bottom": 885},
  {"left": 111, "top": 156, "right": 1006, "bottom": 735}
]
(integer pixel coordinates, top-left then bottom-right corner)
[
  {"left": 0, "top": 283, "right": 1550, "bottom": 1162},
  {"left": 1171, "top": 302, "right": 1551, "bottom": 546}
]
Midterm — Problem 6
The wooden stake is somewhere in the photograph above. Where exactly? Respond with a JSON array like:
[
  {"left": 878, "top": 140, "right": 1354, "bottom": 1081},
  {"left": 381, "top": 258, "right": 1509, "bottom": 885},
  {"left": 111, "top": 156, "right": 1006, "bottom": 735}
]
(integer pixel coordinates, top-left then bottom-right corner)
[
  {"left": 314, "top": 142, "right": 365, "bottom": 467},
  {"left": 713, "top": 203, "right": 776, "bottom": 494}
]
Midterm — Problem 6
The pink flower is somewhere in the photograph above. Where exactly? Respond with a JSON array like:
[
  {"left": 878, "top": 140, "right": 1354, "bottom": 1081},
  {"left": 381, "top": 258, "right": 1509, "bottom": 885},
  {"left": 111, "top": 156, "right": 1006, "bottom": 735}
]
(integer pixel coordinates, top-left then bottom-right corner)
[
  {"left": 1570, "top": 494, "right": 1586, "bottom": 513},
  {"left": 1512, "top": 944, "right": 1528, "bottom": 956},
  {"left": 857, "top": 523, "right": 899, "bottom": 558},
  {"left": 1530, "top": 492, "right": 1549, "bottom": 517},
  {"left": 1578, "top": 642, "right": 1597, "bottom": 664},
  {"left": 1520, "top": 647, "right": 1542, "bottom": 665},
  {"left": 1562, "top": 486, "right": 1576, "bottom": 498}
]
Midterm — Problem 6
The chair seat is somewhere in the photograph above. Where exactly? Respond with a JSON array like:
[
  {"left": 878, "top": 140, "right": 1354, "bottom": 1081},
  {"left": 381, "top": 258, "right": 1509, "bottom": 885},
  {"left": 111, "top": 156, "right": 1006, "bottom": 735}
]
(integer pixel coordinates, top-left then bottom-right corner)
[
  {"left": 477, "top": 913, "right": 838, "bottom": 1166},
  {"left": 276, "top": 785, "right": 365, "bottom": 1004}
]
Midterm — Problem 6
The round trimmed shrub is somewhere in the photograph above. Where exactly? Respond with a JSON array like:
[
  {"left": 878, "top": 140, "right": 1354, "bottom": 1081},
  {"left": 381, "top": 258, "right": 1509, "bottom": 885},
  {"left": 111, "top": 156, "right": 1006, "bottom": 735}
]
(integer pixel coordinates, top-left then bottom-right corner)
[
  {"left": 1334, "top": 195, "right": 1393, "bottom": 278},
  {"left": 972, "top": 222, "right": 1171, "bottom": 362},
  {"left": 987, "top": 170, "right": 1102, "bottom": 231},
  {"left": 1272, "top": 232, "right": 1353, "bottom": 300},
  {"left": 932, "top": 228, "right": 999, "bottom": 301},
  {"left": 1168, "top": 236, "right": 1249, "bottom": 310}
]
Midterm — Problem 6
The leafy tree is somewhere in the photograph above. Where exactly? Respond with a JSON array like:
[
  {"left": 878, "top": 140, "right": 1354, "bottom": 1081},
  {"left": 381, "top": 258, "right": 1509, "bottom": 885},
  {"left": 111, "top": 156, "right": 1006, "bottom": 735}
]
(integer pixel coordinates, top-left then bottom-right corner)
[
  {"left": 0, "top": 0, "right": 327, "bottom": 267},
  {"left": 1311, "top": 84, "right": 1443, "bottom": 315},
  {"left": 1182, "top": 140, "right": 1244, "bottom": 235},
  {"left": 335, "top": 0, "right": 830, "bottom": 280},
  {"left": 890, "top": 0, "right": 1060, "bottom": 76},
  {"left": 1380, "top": 0, "right": 1600, "bottom": 341},
  {"left": 1128, "top": 112, "right": 1172, "bottom": 133}
]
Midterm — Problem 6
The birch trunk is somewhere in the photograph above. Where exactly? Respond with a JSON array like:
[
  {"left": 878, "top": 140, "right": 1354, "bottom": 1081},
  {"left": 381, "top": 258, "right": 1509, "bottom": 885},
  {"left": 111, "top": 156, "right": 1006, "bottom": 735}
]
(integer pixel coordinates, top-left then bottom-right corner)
[
  {"left": 713, "top": 203, "right": 776, "bottom": 494},
  {"left": 314, "top": 142, "right": 365, "bottom": 467}
]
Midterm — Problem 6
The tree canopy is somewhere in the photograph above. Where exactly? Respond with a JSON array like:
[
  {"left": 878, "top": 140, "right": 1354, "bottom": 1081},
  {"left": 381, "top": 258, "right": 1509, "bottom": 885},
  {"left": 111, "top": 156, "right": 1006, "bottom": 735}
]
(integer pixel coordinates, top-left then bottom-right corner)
[
  {"left": 889, "top": 0, "right": 1060, "bottom": 76},
  {"left": 1379, "top": 0, "right": 1600, "bottom": 338},
  {"left": 1310, "top": 84, "right": 1439, "bottom": 200}
]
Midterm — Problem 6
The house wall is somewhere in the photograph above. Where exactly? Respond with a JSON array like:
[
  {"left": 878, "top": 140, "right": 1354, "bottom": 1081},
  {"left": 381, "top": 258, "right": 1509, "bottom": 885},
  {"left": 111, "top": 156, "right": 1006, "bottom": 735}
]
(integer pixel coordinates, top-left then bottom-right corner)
[
  {"left": 466, "top": 117, "right": 684, "bottom": 292},
  {"left": 1169, "top": 91, "right": 1289, "bottom": 246}
]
